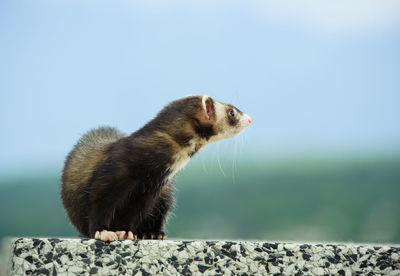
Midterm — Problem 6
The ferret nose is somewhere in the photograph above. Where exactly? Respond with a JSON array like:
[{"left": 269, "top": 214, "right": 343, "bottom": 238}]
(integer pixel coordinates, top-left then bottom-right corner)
[{"left": 245, "top": 115, "right": 252, "bottom": 125}]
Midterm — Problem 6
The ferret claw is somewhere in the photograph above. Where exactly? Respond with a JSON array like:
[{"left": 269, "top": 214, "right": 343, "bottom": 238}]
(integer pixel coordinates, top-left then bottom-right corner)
[{"left": 139, "top": 232, "right": 166, "bottom": 240}]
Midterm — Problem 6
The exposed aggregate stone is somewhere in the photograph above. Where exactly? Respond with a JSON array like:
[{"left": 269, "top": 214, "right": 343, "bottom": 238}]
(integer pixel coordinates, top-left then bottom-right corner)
[{"left": 7, "top": 238, "right": 400, "bottom": 275}]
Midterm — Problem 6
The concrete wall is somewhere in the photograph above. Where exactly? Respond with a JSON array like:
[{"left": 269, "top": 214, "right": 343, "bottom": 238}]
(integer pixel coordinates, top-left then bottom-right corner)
[{"left": 6, "top": 238, "right": 400, "bottom": 275}]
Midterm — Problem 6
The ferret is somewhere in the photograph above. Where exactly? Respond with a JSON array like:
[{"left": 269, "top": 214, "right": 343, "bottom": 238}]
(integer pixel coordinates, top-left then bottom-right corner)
[{"left": 61, "top": 95, "right": 251, "bottom": 242}]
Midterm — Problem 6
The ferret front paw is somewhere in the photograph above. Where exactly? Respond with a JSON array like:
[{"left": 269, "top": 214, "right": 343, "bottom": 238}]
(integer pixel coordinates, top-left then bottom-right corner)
[
  {"left": 94, "top": 230, "right": 118, "bottom": 242},
  {"left": 94, "top": 230, "right": 137, "bottom": 242},
  {"left": 140, "top": 232, "right": 166, "bottom": 240}
]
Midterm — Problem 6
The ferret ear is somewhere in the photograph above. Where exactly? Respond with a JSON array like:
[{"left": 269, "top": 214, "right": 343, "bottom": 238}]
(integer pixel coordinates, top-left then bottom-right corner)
[{"left": 200, "top": 95, "right": 214, "bottom": 121}]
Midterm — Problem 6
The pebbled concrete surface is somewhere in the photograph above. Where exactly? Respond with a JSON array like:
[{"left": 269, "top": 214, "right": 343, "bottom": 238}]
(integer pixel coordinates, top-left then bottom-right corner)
[{"left": 6, "top": 238, "right": 400, "bottom": 275}]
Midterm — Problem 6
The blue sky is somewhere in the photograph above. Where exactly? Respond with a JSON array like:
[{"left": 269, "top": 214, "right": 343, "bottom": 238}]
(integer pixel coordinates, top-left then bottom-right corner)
[{"left": 1, "top": 0, "right": 399, "bottom": 173}]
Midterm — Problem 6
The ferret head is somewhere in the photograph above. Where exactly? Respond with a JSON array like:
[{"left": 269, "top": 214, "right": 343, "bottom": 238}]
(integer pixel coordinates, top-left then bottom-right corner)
[
  {"left": 199, "top": 95, "right": 251, "bottom": 142},
  {"left": 174, "top": 95, "right": 251, "bottom": 143}
]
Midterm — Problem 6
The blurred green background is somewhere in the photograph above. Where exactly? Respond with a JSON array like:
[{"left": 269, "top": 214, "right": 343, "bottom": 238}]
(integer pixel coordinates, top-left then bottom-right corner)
[
  {"left": 1, "top": 0, "right": 400, "bottom": 255},
  {"left": 1, "top": 153, "right": 399, "bottom": 243}
]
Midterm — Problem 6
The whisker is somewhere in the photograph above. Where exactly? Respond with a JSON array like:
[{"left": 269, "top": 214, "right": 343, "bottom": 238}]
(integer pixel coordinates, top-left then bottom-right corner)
[
  {"left": 232, "top": 137, "right": 238, "bottom": 185},
  {"left": 201, "top": 148, "right": 209, "bottom": 174},
  {"left": 216, "top": 143, "right": 226, "bottom": 177}
]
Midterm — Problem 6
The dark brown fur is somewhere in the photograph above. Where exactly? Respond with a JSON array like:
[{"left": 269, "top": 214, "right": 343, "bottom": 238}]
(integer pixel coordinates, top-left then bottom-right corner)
[{"left": 61, "top": 96, "right": 221, "bottom": 238}]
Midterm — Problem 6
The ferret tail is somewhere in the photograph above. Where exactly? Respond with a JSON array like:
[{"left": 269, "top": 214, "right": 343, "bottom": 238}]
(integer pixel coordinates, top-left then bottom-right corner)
[
  {"left": 70, "top": 126, "right": 126, "bottom": 157},
  {"left": 62, "top": 126, "right": 126, "bottom": 188}
]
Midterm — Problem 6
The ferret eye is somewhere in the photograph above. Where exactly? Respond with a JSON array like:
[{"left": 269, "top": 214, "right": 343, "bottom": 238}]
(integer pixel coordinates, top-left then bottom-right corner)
[{"left": 229, "top": 109, "right": 235, "bottom": 117}]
